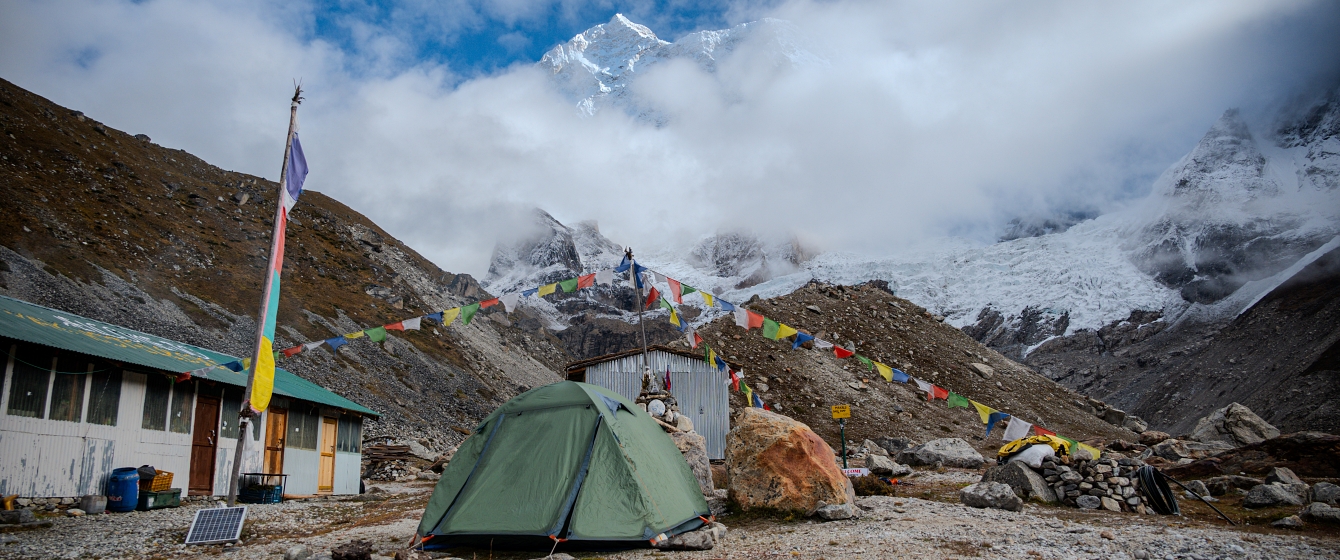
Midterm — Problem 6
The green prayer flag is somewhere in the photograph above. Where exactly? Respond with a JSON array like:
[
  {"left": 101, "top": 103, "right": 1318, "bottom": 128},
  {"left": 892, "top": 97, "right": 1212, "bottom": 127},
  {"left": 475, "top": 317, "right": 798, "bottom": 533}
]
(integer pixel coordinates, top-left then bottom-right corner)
[
  {"left": 681, "top": 285, "right": 697, "bottom": 296},
  {"left": 460, "top": 303, "right": 481, "bottom": 325},
  {"left": 366, "top": 326, "right": 387, "bottom": 343},
  {"left": 947, "top": 392, "right": 970, "bottom": 408},
  {"left": 856, "top": 355, "right": 874, "bottom": 370},
  {"left": 659, "top": 298, "right": 674, "bottom": 311},
  {"left": 762, "top": 318, "right": 780, "bottom": 339},
  {"left": 559, "top": 277, "right": 579, "bottom": 293}
]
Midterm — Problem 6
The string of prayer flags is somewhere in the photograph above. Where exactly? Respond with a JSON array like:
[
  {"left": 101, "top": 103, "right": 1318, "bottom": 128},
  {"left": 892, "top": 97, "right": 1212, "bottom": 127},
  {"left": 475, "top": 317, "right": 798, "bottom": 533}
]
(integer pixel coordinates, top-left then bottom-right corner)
[
  {"left": 325, "top": 337, "right": 348, "bottom": 351},
  {"left": 365, "top": 326, "right": 387, "bottom": 343},
  {"left": 947, "top": 392, "right": 970, "bottom": 409},
  {"left": 538, "top": 283, "right": 557, "bottom": 297},
  {"left": 793, "top": 331, "right": 815, "bottom": 349},
  {"left": 833, "top": 345, "right": 854, "bottom": 359},
  {"left": 499, "top": 293, "right": 520, "bottom": 313},
  {"left": 577, "top": 273, "right": 596, "bottom": 289},
  {"left": 559, "top": 277, "right": 579, "bottom": 293},
  {"left": 644, "top": 287, "right": 661, "bottom": 309},
  {"left": 479, "top": 298, "right": 499, "bottom": 309},
  {"left": 986, "top": 411, "right": 1009, "bottom": 437},
  {"left": 460, "top": 303, "right": 480, "bottom": 325},
  {"left": 775, "top": 323, "right": 798, "bottom": 340},
  {"left": 762, "top": 318, "right": 780, "bottom": 339},
  {"left": 595, "top": 269, "right": 614, "bottom": 286},
  {"left": 668, "top": 278, "right": 684, "bottom": 304},
  {"left": 1002, "top": 417, "right": 1032, "bottom": 442}
]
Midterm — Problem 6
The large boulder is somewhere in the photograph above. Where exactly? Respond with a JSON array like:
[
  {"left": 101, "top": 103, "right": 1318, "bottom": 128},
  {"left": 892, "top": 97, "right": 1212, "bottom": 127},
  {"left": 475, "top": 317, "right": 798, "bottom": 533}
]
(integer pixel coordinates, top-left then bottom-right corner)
[
  {"left": 670, "top": 431, "right": 714, "bottom": 495},
  {"left": 897, "top": 438, "right": 985, "bottom": 468},
  {"left": 1312, "top": 482, "right": 1340, "bottom": 505},
  {"left": 865, "top": 454, "right": 912, "bottom": 477},
  {"left": 958, "top": 482, "right": 1023, "bottom": 512},
  {"left": 862, "top": 439, "right": 889, "bottom": 457},
  {"left": 1243, "top": 483, "right": 1309, "bottom": 508},
  {"left": 1264, "top": 466, "right": 1304, "bottom": 486},
  {"left": 981, "top": 461, "right": 1058, "bottom": 503},
  {"left": 1300, "top": 502, "right": 1340, "bottom": 524},
  {"left": 1139, "top": 431, "right": 1172, "bottom": 445},
  {"left": 725, "top": 408, "right": 855, "bottom": 513},
  {"left": 1189, "top": 403, "right": 1280, "bottom": 447},
  {"left": 1147, "top": 439, "right": 1234, "bottom": 462},
  {"left": 1163, "top": 432, "right": 1340, "bottom": 480},
  {"left": 1123, "top": 415, "right": 1149, "bottom": 433}
]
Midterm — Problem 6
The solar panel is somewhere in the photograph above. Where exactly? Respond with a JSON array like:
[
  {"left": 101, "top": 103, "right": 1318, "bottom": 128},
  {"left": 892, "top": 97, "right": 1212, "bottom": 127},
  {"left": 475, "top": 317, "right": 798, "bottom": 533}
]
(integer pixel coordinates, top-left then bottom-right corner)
[{"left": 185, "top": 506, "right": 247, "bottom": 545}]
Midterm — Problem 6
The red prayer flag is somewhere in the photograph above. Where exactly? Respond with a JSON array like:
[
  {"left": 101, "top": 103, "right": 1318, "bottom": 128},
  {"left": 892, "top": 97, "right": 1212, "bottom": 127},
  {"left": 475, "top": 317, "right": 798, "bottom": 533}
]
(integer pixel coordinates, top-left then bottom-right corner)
[
  {"left": 833, "top": 346, "right": 854, "bottom": 359},
  {"left": 281, "top": 345, "right": 304, "bottom": 358},
  {"left": 645, "top": 287, "right": 661, "bottom": 309},
  {"left": 668, "top": 278, "right": 684, "bottom": 304},
  {"left": 746, "top": 310, "right": 764, "bottom": 329},
  {"left": 931, "top": 385, "right": 949, "bottom": 400},
  {"left": 480, "top": 298, "right": 500, "bottom": 309},
  {"left": 1033, "top": 426, "right": 1056, "bottom": 437},
  {"left": 384, "top": 322, "right": 405, "bottom": 331},
  {"left": 577, "top": 273, "right": 595, "bottom": 289},
  {"left": 690, "top": 331, "right": 703, "bottom": 349},
  {"left": 175, "top": 371, "right": 192, "bottom": 383},
  {"left": 729, "top": 370, "right": 741, "bottom": 391}
]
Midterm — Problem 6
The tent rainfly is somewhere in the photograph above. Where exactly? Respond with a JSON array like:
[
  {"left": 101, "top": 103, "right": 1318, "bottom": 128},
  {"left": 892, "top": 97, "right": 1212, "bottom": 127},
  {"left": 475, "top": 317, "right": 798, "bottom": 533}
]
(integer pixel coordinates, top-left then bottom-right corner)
[{"left": 416, "top": 381, "right": 711, "bottom": 549}]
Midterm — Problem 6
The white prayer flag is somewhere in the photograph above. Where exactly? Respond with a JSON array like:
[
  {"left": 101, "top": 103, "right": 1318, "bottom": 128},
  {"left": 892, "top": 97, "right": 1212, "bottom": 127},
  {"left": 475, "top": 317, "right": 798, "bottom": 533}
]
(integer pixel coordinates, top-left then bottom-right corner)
[{"left": 402, "top": 317, "right": 422, "bottom": 331}]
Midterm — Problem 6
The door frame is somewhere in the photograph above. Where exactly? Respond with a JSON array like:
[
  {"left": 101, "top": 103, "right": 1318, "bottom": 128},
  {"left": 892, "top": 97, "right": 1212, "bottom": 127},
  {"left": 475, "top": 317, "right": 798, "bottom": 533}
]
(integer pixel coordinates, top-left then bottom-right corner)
[
  {"left": 317, "top": 416, "right": 338, "bottom": 493},
  {"left": 264, "top": 408, "right": 288, "bottom": 475},
  {"left": 188, "top": 395, "right": 221, "bottom": 496}
]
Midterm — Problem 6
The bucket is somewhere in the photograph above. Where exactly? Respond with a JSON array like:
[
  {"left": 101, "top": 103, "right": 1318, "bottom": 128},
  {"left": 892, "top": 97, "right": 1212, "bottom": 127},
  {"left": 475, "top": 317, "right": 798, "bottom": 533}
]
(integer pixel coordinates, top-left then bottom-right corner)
[
  {"left": 106, "top": 468, "right": 139, "bottom": 512},
  {"left": 79, "top": 495, "right": 107, "bottom": 515}
]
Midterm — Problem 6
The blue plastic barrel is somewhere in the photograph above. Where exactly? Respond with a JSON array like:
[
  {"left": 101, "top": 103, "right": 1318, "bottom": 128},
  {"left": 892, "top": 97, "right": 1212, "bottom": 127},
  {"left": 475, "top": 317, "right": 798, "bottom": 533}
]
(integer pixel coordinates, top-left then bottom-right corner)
[{"left": 106, "top": 468, "right": 139, "bottom": 512}]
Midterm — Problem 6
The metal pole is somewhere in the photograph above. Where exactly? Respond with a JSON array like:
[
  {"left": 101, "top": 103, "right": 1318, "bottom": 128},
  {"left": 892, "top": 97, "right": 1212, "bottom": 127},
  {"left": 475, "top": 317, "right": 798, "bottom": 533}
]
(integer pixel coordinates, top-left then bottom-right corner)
[
  {"left": 840, "top": 418, "right": 848, "bottom": 470},
  {"left": 628, "top": 248, "right": 649, "bottom": 371},
  {"left": 227, "top": 86, "right": 301, "bottom": 507}
]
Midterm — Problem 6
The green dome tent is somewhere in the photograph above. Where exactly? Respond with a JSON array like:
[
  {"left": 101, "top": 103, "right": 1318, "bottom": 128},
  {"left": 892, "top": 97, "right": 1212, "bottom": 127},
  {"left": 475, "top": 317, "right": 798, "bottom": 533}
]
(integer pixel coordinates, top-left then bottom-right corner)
[{"left": 416, "top": 381, "right": 712, "bottom": 550}]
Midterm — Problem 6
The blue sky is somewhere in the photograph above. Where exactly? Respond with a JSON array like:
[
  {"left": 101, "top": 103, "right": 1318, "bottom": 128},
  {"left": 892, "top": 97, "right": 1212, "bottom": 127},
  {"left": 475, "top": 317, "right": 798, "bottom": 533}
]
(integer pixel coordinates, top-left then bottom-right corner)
[{"left": 308, "top": 0, "right": 749, "bottom": 77}]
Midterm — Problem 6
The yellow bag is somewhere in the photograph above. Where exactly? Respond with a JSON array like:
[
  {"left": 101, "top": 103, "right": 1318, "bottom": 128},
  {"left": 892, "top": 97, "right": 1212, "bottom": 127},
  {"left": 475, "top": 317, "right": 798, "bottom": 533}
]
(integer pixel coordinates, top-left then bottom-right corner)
[{"left": 997, "top": 434, "right": 1071, "bottom": 460}]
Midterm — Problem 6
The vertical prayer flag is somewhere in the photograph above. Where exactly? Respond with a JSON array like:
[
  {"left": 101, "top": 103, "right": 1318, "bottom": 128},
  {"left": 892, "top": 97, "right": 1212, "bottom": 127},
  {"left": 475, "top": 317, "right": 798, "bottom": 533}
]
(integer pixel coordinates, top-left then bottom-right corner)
[
  {"left": 947, "top": 392, "right": 970, "bottom": 408},
  {"left": 762, "top": 318, "right": 780, "bottom": 339},
  {"left": 282, "top": 133, "right": 308, "bottom": 212},
  {"left": 559, "top": 277, "right": 579, "bottom": 293},
  {"left": 460, "top": 303, "right": 480, "bottom": 325},
  {"left": 668, "top": 278, "right": 684, "bottom": 304},
  {"left": 668, "top": 309, "right": 681, "bottom": 328},
  {"left": 538, "top": 283, "right": 557, "bottom": 297},
  {"left": 833, "top": 346, "right": 854, "bottom": 359},
  {"left": 729, "top": 370, "right": 741, "bottom": 391},
  {"left": 365, "top": 326, "right": 387, "bottom": 343},
  {"left": 775, "top": 323, "right": 798, "bottom": 340},
  {"left": 577, "top": 273, "right": 595, "bottom": 289}
]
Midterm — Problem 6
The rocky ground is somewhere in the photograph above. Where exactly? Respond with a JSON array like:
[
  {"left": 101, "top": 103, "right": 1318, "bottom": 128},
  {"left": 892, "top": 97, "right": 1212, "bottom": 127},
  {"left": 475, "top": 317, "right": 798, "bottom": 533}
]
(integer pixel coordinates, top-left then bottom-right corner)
[{"left": 4, "top": 470, "right": 1337, "bottom": 560}]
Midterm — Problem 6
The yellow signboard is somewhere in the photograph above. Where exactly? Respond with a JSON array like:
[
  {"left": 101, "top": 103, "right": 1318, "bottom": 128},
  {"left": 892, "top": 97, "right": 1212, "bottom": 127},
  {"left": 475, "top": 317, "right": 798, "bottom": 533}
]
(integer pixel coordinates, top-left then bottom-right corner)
[{"left": 831, "top": 404, "right": 851, "bottom": 419}]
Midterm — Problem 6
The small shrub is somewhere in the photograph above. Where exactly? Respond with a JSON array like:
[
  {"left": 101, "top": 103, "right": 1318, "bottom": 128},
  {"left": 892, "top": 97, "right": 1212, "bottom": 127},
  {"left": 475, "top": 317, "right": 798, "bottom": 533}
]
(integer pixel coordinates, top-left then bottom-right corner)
[{"left": 851, "top": 475, "right": 897, "bottom": 496}]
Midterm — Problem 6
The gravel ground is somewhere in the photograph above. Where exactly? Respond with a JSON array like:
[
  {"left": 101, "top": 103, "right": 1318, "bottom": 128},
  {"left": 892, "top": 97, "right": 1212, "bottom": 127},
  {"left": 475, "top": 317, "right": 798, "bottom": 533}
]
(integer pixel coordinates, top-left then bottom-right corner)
[{"left": 2, "top": 473, "right": 1337, "bottom": 560}]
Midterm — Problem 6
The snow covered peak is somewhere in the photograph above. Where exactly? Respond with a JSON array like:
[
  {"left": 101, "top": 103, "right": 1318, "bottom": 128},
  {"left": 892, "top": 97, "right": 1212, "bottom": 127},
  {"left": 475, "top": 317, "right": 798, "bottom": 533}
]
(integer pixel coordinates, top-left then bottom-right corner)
[
  {"left": 483, "top": 209, "right": 625, "bottom": 294},
  {"left": 1154, "top": 109, "right": 1276, "bottom": 203},
  {"left": 540, "top": 16, "right": 822, "bottom": 120}
]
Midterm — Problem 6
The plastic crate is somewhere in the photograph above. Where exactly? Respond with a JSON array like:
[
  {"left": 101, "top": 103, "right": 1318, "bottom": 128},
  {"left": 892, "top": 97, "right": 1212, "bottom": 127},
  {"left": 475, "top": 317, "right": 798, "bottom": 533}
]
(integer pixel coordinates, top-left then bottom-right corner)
[
  {"left": 238, "top": 473, "right": 287, "bottom": 504},
  {"left": 149, "top": 471, "right": 174, "bottom": 492},
  {"left": 136, "top": 488, "right": 181, "bottom": 510}
]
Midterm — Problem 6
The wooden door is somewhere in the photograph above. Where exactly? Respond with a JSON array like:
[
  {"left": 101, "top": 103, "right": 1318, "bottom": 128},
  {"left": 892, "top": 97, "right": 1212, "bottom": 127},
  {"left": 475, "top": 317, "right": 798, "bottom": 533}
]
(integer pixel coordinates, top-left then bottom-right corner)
[
  {"left": 317, "top": 417, "right": 337, "bottom": 493},
  {"left": 264, "top": 408, "right": 287, "bottom": 474},
  {"left": 189, "top": 396, "right": 220, "bottom": 496}
]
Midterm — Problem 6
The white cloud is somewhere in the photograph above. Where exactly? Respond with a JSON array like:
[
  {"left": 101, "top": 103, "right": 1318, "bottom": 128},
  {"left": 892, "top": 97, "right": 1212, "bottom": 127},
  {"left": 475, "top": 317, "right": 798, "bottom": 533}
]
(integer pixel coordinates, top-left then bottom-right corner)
[{"left": 1, "top": 0, "right": 1336, "bottom": 277}]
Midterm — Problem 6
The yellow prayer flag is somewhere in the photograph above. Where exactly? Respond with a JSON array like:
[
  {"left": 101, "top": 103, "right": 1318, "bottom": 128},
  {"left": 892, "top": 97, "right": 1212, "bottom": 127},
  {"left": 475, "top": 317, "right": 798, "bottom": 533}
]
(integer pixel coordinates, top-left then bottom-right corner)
[
  {"left": 669, "top": 310, "right": 681, "bottom": 327},
  {"left": 251, "top": 338, "right": 274, "bottom": 412},
  {"left": 1077, "top": 443, "right": 1102, "bottom": 460},
  {"left": 971, "top": 400, "right": 994, "bottom": 424},
  {"left": 874, "top": 361, "right": 893, "bottom": 382},
  {"left": 776, "top": 323, "right": 798, "bottom": 340},
  {"left": 538, "top": 283, "right": 557, "bottom": 297},
  {"left": 442, "top": 307, "right": 461, "bottom": 327},
  {"left": 344, "top": 331, "right": 365, "bottom": 339},
  {"left": 701, "top": 292, "right": 714, "bottom": 307}
]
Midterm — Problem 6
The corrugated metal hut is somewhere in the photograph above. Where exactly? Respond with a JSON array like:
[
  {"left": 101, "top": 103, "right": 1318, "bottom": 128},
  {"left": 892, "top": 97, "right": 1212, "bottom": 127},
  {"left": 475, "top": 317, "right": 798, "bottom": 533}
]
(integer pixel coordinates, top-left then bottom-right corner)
[
  {"left": 564, "top": 345, "right": 735, "bottom": 459},
  {"left": 0, "top": 295, "right": 378, "bottom": 500}
]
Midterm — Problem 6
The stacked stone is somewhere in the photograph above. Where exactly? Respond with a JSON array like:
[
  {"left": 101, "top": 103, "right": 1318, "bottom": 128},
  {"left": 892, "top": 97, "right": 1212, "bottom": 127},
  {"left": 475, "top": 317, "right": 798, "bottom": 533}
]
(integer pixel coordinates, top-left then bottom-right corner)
[
  {"left": 635, "top": 388, "right": 695, "bottom": 432},
  {"left": 1040, "top": 456, "right": 1149, "bottom": 513},
  {"left": 10, "top": 496, "right": 78, "bottom": 513}
]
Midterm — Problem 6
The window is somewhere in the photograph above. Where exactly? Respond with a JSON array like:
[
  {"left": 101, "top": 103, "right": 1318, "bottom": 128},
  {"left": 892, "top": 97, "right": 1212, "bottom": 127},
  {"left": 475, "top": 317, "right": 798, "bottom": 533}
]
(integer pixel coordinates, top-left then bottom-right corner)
[
  {"left": 288, "top": 406, "right": 319, "bottom": 450},
  {"left": 168, "top": 381, "right": 194, "bottom": 434},
  {"left": 141, "top": 374, "right": 171, "bottom": 430},
  {"left": 219, "top": 388, "right": 241, "bottom": 439},
  {"left": 7, "top": 344, "right": 53, "bottom": 419},
  {"left": 336, "top": 414, "right": 362, "bottom": 453},
  {"left": 48, "top": 359, "right": 87, "bottom": 423},
  {"left": 85, "top": 368, "right": 122, "bottom": 426}
]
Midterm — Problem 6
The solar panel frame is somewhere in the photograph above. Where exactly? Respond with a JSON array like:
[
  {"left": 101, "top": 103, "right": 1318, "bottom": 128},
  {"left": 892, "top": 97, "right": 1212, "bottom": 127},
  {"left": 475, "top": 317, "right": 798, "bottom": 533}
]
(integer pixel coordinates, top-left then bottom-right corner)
[{"left": 185, "top": 505, "right": 248, "bottom": 545}]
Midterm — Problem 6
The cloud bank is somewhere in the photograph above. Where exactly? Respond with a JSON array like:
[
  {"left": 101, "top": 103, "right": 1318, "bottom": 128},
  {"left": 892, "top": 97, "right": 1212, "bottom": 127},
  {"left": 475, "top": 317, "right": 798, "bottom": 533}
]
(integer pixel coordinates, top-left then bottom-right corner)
[{"left": 2, "top": 0, "right": 1337, "bottom": 277}]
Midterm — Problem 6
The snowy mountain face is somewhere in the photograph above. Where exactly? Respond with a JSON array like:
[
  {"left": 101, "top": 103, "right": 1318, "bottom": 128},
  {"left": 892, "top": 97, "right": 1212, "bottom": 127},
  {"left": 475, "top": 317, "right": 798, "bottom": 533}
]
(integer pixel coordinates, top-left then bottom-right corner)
[{"left": 540, "top": 14, "right": 823, "bottom": 122}]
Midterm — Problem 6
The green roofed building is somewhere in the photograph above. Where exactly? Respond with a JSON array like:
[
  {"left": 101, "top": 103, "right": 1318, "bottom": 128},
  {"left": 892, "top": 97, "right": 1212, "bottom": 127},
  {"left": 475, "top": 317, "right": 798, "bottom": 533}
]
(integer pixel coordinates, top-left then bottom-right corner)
[
  {"left": 0, "top": 295, "right": 377, "bottom": 499},
  {"left": 417, "top": 381, "right": 710, "bottom": 550}
]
